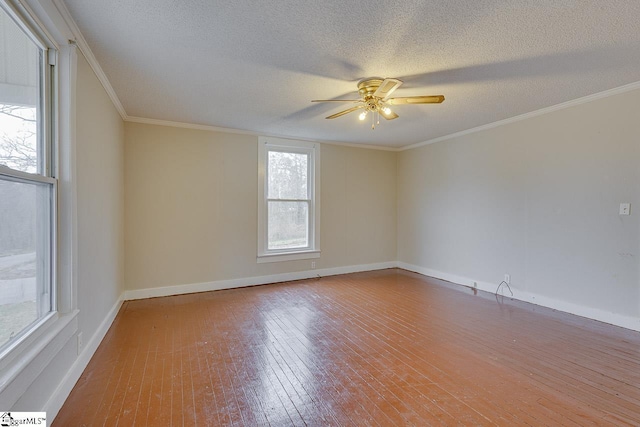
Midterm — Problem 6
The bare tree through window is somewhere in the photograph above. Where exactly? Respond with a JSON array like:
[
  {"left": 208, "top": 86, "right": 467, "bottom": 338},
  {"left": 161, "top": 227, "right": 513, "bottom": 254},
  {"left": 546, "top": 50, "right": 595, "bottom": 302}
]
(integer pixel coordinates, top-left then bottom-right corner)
[
  {"left": 0, "top": 105, "right": 39, "bottom": 346},
  {"left": 0, "top": 104, "right": 37, "bottom": 173}
]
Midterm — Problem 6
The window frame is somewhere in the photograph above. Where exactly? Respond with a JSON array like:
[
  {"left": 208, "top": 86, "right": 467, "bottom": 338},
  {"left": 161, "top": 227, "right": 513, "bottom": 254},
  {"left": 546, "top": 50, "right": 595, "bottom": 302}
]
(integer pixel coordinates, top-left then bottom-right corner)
[
  {"left": 257, "top": 136, "right": 320, "bottom": 263},
  {"left": 0, "top": 0, "right": 60, "bottom": 377}
]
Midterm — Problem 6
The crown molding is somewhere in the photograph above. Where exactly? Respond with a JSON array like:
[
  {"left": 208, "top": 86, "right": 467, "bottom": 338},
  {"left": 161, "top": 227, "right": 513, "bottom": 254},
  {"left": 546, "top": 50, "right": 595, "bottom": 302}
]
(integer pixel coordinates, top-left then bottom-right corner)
[
  {"left": 401, "top": 80, "right": 640, "bottom": 151},
  {"left": 125, "top": 116, "right": 399, "bottom": 151},
  {"left": 51, "top": 0, "right": 127, "bottom": 120},
  {"left": 130, "top": 78, "right": 640, "bottom": 153},
  {"left": 42, "top": 1, "right": 640, "bottom": 154},
  {"left": 125, "top": 116, "right": 261, "bottom": 136},
  {"left": 314, "top": 138, "right": 399, "bottom": 152}
]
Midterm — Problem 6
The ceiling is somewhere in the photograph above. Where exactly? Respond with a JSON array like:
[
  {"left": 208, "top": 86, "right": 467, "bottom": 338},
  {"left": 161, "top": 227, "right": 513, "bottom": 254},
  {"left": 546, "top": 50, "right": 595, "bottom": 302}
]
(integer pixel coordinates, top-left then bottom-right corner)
[{"left": 62, "top": 0, "right": 640, "bottom": 148}]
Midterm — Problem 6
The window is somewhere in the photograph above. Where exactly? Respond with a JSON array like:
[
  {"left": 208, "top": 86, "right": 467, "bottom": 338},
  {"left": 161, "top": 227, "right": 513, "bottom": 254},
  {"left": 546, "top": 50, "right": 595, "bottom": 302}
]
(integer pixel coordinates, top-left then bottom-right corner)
[
  {"left": 0, "top": 2, "right": 56, "bottom": 354},
  {"left": 258, "top": 137, "right": 320, "bottom": 262}
]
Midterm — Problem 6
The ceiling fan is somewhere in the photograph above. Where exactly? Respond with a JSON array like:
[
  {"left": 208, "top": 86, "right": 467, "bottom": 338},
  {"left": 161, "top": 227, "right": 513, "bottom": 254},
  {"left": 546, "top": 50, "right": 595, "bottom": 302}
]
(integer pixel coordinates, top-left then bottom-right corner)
[{"left": 312, "top": 77, "right": 444, "bottom": 128}]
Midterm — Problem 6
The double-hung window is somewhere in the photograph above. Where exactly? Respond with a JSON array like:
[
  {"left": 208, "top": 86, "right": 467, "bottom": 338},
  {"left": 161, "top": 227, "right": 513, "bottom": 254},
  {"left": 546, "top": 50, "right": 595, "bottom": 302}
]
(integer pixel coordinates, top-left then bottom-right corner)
[
  {"left": 0, "top": 1, "right": 56, "bottom": 354},
  {"left": 258, "top": 137, "right": 320, "bottom": 262}
]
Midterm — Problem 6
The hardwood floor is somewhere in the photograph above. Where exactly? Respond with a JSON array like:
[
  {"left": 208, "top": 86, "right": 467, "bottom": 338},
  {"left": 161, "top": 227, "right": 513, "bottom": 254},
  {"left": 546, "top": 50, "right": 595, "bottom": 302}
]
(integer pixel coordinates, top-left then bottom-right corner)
[{"left": 53, "top": 269, "right": 640, "bottom": 426}]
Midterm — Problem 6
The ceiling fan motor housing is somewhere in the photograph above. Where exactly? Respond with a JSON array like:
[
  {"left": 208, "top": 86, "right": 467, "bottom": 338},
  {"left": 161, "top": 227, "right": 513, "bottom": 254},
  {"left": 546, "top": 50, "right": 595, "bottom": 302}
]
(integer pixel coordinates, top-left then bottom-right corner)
[{"left": 358, "top": 78, "right": 385, "bottom": 111}]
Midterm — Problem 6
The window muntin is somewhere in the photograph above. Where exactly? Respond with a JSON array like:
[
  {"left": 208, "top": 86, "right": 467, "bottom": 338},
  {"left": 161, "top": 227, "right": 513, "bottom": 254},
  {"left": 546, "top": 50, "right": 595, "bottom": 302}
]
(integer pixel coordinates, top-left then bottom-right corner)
[
  {"left": 258, "top": 137, "right": 320, "bottom": 262},
  {"left": 0, "top": 2, "right": 55, "bottom": 354}
]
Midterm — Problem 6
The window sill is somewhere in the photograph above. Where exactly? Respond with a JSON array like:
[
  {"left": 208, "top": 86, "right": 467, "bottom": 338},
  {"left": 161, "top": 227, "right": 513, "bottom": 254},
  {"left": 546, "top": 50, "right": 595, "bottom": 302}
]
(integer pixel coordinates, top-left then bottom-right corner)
[
  {"left": 257, "top": 250, "right": 320, "bottom": 263},
  {"left": 0, "top": 310, "right": 79, "bottom": 406}
]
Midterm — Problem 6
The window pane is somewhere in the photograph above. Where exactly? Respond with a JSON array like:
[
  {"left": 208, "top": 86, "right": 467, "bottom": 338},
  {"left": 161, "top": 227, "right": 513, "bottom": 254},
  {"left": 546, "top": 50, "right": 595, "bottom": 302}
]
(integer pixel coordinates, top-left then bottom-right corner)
[
  {"left": 268, "top": 151, "right": 308, "bottom": 200},
  {"left": 268, "top": 201, "right": 308, "bottom": 250},
  {"left": 0, "top": 178, "right": 52, "bottom": 349},
  {"left": 0, "top": 9, "right": 41, "bottom": 174}
]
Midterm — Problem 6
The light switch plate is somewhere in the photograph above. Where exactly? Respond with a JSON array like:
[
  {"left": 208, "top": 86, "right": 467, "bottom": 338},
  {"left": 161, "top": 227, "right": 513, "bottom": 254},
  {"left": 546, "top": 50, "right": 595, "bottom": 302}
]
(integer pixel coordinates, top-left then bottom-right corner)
[{"left": 619, "top": 203, "right": 631, "bottom": 215}]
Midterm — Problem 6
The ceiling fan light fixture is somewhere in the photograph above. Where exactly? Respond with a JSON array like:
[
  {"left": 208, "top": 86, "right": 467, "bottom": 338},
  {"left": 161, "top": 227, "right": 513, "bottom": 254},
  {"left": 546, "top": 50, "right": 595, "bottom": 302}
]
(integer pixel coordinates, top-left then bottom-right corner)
[
  {"left": 382, "top": 107, "right": 392, "bottom": 115},
  {"left": 359, "top": 111, "right": 368, "bottom": 121}
]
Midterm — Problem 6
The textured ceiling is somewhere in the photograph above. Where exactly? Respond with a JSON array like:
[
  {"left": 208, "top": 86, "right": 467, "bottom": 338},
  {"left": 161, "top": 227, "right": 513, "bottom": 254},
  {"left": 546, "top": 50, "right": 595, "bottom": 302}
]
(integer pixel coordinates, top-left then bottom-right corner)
[{"left": 63, "top": 0, "right": 640, "bottom": 148}]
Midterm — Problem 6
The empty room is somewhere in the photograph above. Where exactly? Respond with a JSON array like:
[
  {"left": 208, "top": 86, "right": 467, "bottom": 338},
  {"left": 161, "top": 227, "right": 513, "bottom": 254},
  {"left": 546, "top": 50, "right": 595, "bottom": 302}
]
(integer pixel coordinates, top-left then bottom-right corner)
[{"left": 1, "top": 0, "right": 639, "bottom": 425}]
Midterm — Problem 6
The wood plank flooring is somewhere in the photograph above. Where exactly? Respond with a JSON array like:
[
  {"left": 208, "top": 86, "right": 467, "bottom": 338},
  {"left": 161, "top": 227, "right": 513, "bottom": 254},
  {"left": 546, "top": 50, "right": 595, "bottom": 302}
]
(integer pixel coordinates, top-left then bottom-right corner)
[{"left": 53, "top": 269, "right": 640, "bottom": 426}]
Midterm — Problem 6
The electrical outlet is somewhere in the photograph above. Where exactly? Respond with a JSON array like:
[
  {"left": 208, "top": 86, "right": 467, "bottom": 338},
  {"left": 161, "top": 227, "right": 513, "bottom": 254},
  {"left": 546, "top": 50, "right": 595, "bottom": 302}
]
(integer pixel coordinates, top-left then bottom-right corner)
[
  {"left": 619, "top": 203, "right": 631, "bottom": 215},
  {"left": 311, "top": 261, "right": 316, "bottom": 269},
  {"left": 504, "top": 274, "right": 510, "bottom": 284},
  {"left": 77, "top": 332, "right": 84, "bottom": 355}
]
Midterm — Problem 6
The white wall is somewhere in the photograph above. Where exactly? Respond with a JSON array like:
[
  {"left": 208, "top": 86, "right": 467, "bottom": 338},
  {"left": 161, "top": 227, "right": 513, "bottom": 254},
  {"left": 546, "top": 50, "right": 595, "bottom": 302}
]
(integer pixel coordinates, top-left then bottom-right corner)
[
  {"left": 124, "top": 122, "right": 397, "bottom": 293},
  {"left": 10, "top": 51, "right": 124, "bottom": 410},
  {"left": 74, "top": 53, "right": 125, "bottom": 341},
  {"left": 398, "top": 88, "right": 640, "bottom": 327}
]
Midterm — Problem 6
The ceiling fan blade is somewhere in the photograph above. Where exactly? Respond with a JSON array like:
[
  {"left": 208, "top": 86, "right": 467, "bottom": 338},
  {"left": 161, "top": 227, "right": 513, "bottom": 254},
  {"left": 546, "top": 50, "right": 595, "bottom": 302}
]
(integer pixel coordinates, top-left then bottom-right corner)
[
  {"left": 311, "top": 99, "right": 361, "bottom": 103},
  {"left": 381, "top": 109, "right": 399, "bottom": 120},
  {"left": 326, "top": 105, "right": 364, "bottom": 119},
  {"left": 387, "top": 95, "right": 445, "bottom": 105},
  {"left": 373, "top": 78, "right": 402, "bottom": 99}
]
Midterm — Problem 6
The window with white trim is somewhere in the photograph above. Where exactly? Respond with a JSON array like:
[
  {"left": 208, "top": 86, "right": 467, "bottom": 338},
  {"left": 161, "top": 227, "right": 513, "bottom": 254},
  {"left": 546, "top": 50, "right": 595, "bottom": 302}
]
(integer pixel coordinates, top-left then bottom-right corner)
[
  {"left": 0, "top": 1, "right": 56, "bottom": 353},
  {"left": 258, "top": 137, "right": 320, "bottom": 263}
]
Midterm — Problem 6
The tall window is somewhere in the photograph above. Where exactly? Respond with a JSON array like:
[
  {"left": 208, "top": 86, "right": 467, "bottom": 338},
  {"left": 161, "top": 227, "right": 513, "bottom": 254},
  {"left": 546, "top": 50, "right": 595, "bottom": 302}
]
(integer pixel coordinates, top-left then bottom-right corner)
[
  {"left": 258, "top": 137, "right": 320, "bottom": 263},
  {"left": 0, "top": 2, "right": 55, "bottom": 353}
]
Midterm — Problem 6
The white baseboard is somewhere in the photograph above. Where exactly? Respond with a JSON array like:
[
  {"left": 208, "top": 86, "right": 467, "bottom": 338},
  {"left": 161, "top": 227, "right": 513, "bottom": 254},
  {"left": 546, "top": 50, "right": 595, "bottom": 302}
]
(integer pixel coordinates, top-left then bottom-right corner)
[
  {"left": 124, "top": 261, "right": 398, "bottom": 300},
  {"left": 37, "top": 260, "right": 640, "bottom": 422},
  {"left": 43, "top": 294, "right": 124, "bottom": 418},
  {"left": 397, "top": 262, "right": 640, "bottom": 332}
]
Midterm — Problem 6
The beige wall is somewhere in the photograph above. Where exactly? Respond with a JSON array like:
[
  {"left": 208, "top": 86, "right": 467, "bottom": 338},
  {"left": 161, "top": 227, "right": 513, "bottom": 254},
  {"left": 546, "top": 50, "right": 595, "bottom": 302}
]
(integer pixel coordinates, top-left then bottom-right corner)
[
  {"left": 124, "top": 123, "right": 397, "bottom": 291},
  {"left": 398, "top": 88, "right": 640, "bottom": 319}
]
